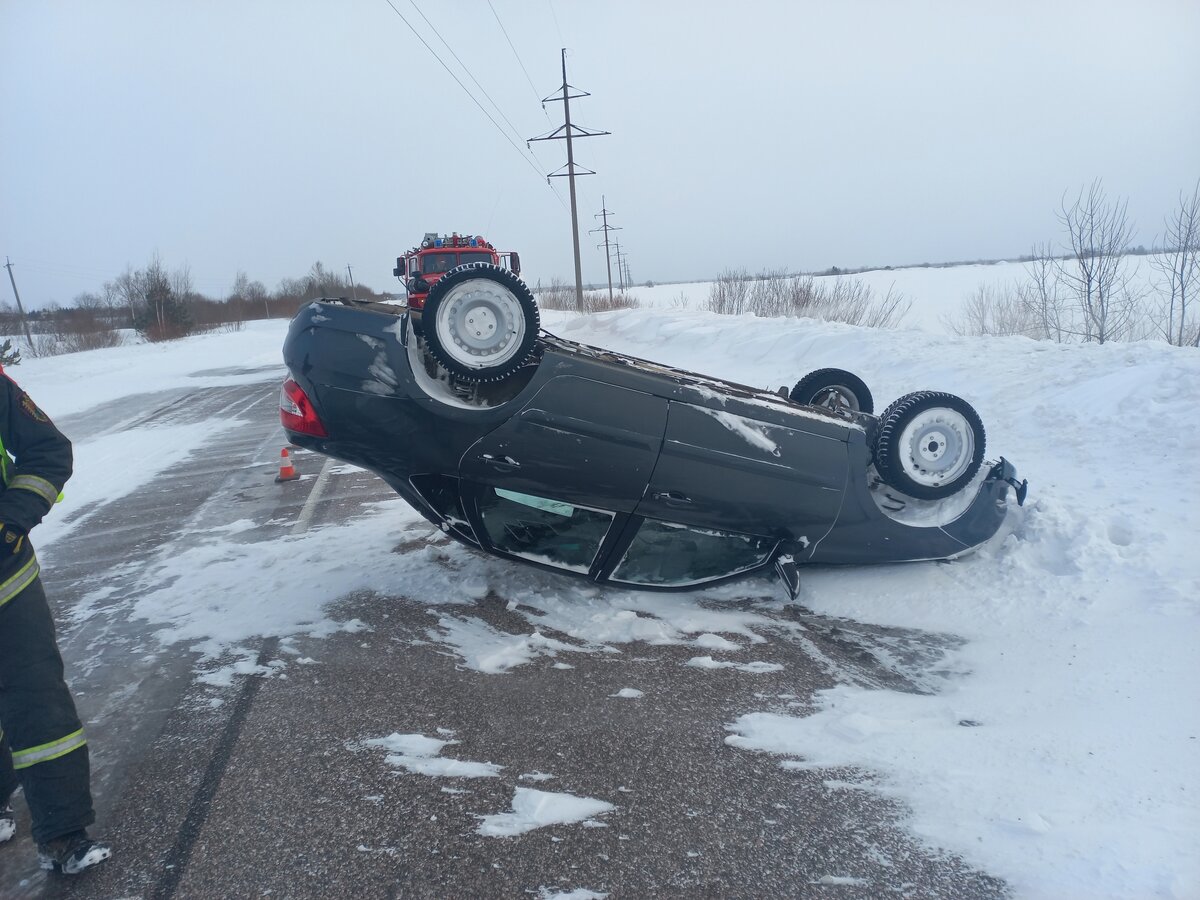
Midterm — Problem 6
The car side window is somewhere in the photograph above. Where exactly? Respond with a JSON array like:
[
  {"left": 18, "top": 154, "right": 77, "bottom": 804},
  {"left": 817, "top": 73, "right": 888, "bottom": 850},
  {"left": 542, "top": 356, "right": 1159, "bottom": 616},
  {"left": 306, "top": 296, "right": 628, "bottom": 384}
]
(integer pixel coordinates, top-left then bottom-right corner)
[
  {"left": 477, "top": 487, "right": 614, "bottom": 573},
  {"left": 610, "top": 519, "right": 776, "bottom": 587}
]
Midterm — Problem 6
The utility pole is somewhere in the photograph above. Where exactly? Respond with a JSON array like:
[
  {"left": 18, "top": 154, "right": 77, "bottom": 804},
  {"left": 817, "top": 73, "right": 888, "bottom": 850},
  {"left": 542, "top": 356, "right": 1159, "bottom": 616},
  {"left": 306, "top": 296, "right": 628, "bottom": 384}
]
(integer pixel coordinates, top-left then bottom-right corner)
[
  {"left": 529, "top": 49, "right": 609, "bottom": 312},
  {"left": 611, "top": 240, "right": 625, "bottom": 292},
  {"left": 346, "top": 264, "right": 358, "bottom": 301},
  {"left": 589, "top": 196, "right": 622, "bottom": 301},
  {"left": 3, "top": 258, "right": 36, "bottom": 351}
]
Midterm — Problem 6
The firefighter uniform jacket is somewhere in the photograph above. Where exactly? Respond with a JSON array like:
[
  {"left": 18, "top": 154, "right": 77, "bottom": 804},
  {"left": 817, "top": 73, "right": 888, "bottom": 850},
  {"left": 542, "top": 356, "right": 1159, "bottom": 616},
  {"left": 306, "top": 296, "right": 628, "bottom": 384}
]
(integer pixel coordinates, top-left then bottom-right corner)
[
  {"left": 0, "top": 371, "right": 94, "bottom": 845},
  {"left": 0, "top": 372, "right": 70, "bottom": 588}
]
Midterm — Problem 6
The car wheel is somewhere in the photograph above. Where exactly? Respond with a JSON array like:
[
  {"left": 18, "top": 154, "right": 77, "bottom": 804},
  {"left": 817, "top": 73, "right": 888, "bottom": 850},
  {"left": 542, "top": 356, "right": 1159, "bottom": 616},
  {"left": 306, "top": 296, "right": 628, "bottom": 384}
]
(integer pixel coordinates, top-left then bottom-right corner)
[
  {"left": 873, "top": 391, "right": 986, "bottom": 500},
  {"left": 422, "top": 263, "right": 540, "bottom": 382},
  {"left": 789, "top": 368, "right": 874, "bottom": 414}
]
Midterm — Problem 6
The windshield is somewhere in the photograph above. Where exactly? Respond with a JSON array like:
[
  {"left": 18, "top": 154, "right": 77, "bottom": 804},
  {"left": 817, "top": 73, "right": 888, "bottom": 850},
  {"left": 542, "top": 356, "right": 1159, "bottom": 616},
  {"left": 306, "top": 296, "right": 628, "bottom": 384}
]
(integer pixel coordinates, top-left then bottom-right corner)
[{"left": 420, "top": 251, "right": 493, "bottom": 274}]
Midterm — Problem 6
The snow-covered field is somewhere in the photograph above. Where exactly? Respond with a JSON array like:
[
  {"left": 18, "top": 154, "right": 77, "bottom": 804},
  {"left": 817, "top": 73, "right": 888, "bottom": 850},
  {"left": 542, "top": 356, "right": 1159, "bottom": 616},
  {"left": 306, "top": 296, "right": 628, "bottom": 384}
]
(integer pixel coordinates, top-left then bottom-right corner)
[
  {"left": 12, "top": 284, "right": 1200, "bottom": 898},
  {"left": 628, "top": 256, "right": 1166, "bottom": 334}
]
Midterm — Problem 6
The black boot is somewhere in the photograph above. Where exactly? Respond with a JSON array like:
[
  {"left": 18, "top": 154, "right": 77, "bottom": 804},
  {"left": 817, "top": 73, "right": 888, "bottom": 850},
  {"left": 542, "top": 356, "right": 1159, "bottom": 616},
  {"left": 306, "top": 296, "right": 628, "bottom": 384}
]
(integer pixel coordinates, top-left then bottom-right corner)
[{"left": 36, "top": 830, "right": 112, "bottom": 874}]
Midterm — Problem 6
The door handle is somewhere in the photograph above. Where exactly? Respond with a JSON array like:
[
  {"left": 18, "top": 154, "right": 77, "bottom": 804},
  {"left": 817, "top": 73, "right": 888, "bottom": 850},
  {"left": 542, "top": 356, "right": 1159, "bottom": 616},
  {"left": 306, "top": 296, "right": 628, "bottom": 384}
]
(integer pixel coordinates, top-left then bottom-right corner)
[
  {"left": 481, "top": 453, "right": 520, "bottom": 470},
  {"left": 651, "top": 490, "right": 692, "bottom": 506}
]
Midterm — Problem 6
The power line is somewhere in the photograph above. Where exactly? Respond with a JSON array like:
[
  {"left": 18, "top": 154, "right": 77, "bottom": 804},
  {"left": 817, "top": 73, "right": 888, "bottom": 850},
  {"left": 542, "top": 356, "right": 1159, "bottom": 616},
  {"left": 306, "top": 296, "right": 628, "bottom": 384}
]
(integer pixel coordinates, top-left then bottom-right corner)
[
  {"left": 11, "top": 258, "right": 230, "bottom": 293},
  {"left": 407, "top": 0, "right": 530, "bottom": 148},
  {"left": 546, "top": 0, "right": 565, "bottom": 45},
  {"left": 381, "top": 0, "right": 547, "bottom": 184},
  {"left": 12, "top": 257, "right": 123, "bottom": 278},
  {"left": 487, "top": 0, "right": 546, "bottom": 113}
]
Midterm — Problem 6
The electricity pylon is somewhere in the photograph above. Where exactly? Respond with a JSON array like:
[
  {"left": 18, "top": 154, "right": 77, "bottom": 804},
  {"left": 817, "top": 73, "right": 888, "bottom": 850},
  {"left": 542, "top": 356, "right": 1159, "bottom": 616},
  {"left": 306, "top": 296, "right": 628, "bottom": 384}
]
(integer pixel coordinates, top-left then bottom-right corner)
[
  {"left": 529, "top": 50, "right": 609, "bottom": 311},
  {"left": 589, "top": 197, "right": 622, "bottom": 302}
]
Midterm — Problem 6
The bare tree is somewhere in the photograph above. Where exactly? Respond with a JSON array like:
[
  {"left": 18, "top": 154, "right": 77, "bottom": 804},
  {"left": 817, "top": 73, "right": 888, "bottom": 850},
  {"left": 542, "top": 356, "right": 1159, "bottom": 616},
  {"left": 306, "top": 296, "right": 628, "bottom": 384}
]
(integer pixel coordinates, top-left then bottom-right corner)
[
  {"left": 815, "top": 278, "right": 911, "bottom": 328},
  {"left": 944, "top": 283, "right": 1041, "bottom": 337},
  {"left": 707, "top": 268, "right": 751, "bottom": 315},
  {"left": 144, "top": 254, "right": 172, "bottom": 334},
  {"left": 1058, "top": 180, "right": 1141, "bottom": 343},
  {"left": 1018, "top": 242, "right": 1068, "bottom": 342},
  {"left": 1151, "top": 181, "right": 1200, "bottom": 347},
  {"left": 305, "top": 261, "right": 347, "bottom": 298},
  {"left": 109, "top": 265, "right": 146, "bottom": 328},
  {"left": 231, "top": 271, "right": 264, "bottom": 319},
  {"left": 705, "top": 270, "right": 910, "bottom": 328},
  {"left": 245, "top": 279, "right": 269, "bottom": 319},
  {"left": 171, "top": 262, "right": 194, "bottom": 302}
]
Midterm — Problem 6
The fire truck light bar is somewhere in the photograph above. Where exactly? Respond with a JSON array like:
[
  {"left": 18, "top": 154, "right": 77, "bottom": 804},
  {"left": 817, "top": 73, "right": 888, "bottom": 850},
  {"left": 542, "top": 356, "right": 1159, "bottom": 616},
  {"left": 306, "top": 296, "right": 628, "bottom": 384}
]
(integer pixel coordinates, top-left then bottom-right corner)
[{"left": 414, "top": 233, "right": 495, "bottom": 252}]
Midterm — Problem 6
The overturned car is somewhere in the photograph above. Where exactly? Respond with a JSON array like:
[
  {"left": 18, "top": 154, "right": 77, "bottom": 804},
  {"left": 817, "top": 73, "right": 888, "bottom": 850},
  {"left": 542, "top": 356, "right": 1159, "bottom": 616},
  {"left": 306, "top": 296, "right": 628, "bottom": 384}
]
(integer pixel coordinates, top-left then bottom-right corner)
[{"left": 280, "top": 263, "right": 1026, "bottom": 597}]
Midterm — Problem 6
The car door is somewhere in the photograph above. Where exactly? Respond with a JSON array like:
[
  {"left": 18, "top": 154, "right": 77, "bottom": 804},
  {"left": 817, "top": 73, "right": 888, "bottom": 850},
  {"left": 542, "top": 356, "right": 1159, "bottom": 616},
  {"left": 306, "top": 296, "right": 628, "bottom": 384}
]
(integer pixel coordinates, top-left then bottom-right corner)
[
  {"left": 635, "top": 401, "right": 848, "bottom": 540},
  {"left": 465, "top": 484, "right": 623, "bottom": 577},
  {"left": 459, "top": 375, "right": 669, "bottom": 513},
  {"left": 603, "top": 517, "right": 778, "bottom": 589}
]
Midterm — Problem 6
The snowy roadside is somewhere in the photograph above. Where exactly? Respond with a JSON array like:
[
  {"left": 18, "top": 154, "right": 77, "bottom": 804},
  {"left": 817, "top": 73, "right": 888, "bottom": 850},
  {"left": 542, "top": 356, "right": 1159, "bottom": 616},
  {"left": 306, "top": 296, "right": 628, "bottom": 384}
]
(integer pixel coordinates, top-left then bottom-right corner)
[
  {"left": 550, "top": 308, "right": 1200, "bottom": 899},
  {"left": 12, "top": 308, "right": 1200, "bottom": 898}
]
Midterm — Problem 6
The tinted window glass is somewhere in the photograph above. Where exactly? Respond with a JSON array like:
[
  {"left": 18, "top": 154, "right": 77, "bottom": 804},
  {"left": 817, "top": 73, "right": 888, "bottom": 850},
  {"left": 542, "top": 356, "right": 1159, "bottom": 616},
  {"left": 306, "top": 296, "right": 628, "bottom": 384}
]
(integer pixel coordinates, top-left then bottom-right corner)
[
  {"left": 420, "top": 251, "right": 493, "bottom": 273},
  {"left": 611, "top": 520, "right": 775, "bottom": 587},
  {"left": 478, "top": 488, "right": 613, "bottom": 573},
  {"left": 421, "top": 253, "right": 458, "bottom": 274},
  {"left": 458, "top": 251, "right": 493, "bottom": 265}
]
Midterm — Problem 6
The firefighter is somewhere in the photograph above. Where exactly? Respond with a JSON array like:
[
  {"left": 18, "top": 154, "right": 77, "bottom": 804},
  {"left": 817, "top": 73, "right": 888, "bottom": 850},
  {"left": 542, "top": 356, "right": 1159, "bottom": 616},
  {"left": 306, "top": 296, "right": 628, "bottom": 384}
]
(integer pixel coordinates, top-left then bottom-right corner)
[{"left": 0, "top": 369, "right": 111, "bottom": 875}]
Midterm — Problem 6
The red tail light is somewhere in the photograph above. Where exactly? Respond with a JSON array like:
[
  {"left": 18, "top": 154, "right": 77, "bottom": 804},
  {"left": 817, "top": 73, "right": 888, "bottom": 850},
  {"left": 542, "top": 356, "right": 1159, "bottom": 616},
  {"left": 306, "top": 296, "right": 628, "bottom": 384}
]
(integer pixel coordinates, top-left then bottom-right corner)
[{"left": 280, "top": 377, "right": 327, "bottom": 437}]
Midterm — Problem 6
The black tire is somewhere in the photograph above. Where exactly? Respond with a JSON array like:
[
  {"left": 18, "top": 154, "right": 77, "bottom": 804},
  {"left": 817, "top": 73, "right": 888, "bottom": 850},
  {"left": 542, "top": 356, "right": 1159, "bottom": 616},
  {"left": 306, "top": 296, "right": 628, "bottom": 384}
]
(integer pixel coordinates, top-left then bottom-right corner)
[
  {"left": 789, "top": 368, "right": 874, "bottom": 414},
  {"left": 422, "top": 263, "right": 540, "bottom": 383},
  {"left": 873, "top": 391, "right": 986, "bottom": 500}
]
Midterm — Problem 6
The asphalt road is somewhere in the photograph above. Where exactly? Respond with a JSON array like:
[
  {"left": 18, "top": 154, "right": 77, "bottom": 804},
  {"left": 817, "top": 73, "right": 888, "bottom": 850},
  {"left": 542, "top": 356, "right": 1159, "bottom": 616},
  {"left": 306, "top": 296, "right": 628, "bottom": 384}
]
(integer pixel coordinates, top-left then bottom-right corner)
[{"left": 0, "top": 372, "right": 1007, "bottom": 899}]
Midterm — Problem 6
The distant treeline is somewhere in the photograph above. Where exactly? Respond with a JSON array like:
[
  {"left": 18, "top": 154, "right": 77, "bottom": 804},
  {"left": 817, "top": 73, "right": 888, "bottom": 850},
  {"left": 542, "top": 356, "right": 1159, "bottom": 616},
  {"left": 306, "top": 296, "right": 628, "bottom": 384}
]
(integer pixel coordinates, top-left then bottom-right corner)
[
  {"left": 1, "top": 256, "right": 393, "bottom": 357},
  {"left": 815, "top": 244, "right": 1164, "bottom": 279}
]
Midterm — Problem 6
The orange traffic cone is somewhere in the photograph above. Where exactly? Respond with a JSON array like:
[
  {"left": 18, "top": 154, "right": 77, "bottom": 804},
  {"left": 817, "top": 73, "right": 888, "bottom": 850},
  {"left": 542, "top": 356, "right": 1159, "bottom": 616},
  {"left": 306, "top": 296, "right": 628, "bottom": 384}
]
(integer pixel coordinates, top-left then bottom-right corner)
[{"left": 275, "top": 447, "right": 300, "bottom": 483}]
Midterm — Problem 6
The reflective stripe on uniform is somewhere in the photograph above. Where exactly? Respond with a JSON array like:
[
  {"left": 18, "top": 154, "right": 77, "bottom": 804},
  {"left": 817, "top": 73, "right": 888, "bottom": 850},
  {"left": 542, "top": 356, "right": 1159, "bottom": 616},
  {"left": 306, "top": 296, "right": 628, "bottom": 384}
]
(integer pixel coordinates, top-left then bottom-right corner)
[
  {"left": 0, "top": 435, "right": 64, "bottom": 502},
  {"left": 12, "top": 728, "right": 87, "bottom": 770},
  {"left": 0, "top": 555, "right": 39, "bottom": 610},
  {"left": 7, "top": 475, "right": 59, "bottom": 506}
]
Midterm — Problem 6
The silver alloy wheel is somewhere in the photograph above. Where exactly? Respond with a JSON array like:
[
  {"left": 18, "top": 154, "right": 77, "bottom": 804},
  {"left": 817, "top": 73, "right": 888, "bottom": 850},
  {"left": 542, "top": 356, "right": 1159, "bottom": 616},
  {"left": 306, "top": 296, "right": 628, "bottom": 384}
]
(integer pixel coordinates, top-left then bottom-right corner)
[
  {"left": 434, "top": 279, "right": 525, "bottom": 370},
  {"left": 897, "top": 407, "right": 975, "bottom": 487}
]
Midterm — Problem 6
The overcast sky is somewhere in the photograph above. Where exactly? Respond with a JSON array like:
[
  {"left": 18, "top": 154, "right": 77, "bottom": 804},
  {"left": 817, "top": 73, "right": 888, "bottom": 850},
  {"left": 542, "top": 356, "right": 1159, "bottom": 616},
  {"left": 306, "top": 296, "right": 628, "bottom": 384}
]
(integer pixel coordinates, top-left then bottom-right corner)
[{"left": 2, "top": 0, "right": 1197, "bottom": 308}]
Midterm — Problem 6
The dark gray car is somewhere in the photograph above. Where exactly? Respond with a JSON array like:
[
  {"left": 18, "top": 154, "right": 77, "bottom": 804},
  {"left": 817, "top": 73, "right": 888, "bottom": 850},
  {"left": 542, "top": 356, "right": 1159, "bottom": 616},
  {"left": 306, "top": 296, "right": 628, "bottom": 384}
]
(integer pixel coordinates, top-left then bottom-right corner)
[{"left": 280, "top": 263, "right": 1025, "bottom": 596}]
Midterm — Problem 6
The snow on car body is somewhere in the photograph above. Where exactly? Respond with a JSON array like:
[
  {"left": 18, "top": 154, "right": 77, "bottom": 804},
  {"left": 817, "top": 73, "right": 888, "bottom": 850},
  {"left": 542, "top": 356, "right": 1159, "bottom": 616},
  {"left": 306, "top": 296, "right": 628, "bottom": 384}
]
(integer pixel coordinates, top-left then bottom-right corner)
[{"left": 281, "top": 263, "right": 1025, "bottom": 596}]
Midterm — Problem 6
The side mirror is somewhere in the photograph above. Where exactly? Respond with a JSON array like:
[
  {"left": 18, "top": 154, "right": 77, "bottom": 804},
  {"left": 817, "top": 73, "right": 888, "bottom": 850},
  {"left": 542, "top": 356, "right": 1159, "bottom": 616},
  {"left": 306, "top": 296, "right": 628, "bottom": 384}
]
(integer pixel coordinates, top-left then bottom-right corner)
[
  {"left": 773, "top": 553, "right": 800, "bottom": 600},
  {"left": 509, "top": 252, "right": 521, "bottom": 276},
  {"left": 393, "top": 257, "right": 406, "bottom": 277}
]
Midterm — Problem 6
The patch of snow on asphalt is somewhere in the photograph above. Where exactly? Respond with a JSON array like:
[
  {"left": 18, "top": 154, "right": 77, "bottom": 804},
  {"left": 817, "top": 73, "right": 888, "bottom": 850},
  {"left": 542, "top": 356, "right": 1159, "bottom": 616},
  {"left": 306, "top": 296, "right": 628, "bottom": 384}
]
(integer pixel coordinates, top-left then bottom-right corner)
[
  {"left": 476, "top": 788, "right": 615, "bottom": 838},
  {"left": 429, "top": 614, "right": 587, "bottom": 674},
  {"left": 538, "top": 889, "right": 608, "bottom": 900},
  {"left": 120, "top": 498, "right": 427, "bottom": 659},
  {"left": 365, "top": 732, "right": 502, "bottom": 778},
  {"left": 693, "top": 633, "right": 741, "bottom": 651},
  {"left": 37, "top": 421, "right": 245, "bottom": 550},
  {"left": 686, "top": 656, "right": 784, "bottom": 674}
]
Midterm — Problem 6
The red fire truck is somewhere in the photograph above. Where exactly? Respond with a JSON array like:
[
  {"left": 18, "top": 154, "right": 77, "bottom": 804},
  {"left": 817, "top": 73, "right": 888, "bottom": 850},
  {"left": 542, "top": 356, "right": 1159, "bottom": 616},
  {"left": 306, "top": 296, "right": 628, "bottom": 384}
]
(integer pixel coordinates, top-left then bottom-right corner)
[{"left": 393, "top": 232, "right": 521, "bottom": 312}]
